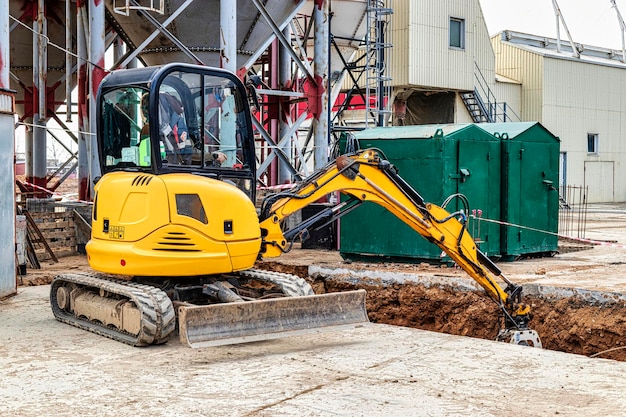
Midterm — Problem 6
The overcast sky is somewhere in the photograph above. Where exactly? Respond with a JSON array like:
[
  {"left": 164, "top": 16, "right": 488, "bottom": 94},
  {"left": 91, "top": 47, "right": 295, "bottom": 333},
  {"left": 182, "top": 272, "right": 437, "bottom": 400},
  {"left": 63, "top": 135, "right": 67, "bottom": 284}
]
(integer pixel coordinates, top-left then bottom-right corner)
[{"left": 479, "top": 0, "right": 626, "bottom": 50}]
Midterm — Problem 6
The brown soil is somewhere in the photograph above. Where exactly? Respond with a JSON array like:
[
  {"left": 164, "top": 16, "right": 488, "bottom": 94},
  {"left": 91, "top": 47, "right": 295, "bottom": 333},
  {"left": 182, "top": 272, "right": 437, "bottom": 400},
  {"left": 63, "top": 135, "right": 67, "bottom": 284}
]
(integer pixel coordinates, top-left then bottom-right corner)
[{"left": 257, "top": 260, "right": 626, "bottom": 362}]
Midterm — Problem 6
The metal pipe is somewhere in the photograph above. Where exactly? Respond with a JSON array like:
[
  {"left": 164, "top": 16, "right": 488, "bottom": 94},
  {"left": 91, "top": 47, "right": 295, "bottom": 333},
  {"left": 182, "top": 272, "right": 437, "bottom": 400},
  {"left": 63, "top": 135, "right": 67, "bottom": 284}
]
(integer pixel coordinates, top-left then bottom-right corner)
[
  {"left": 269, "top": 39, "right": 279, "bottom": 184},
  {"left": 66, "top": 0, "right": 72, "bottom": 122},
  {"left": 313, "top": 0, "right": 329, "bottom": 170},
  {"left": 278, "top": 24, "right": 293, "bottom": 183},
  {"left": 220, "top": 0, "right": 237, "bottom": 72},
  {"left": 114, "top": 37, "right": 125, "bottom": 67},
  {"left": 611, "top": 0, "right": 626, "bottom": 63},
  {"left": 0, "top": 0, "right": 16, "bottom": 297},
  {"left": 77, "top": 0, "right": 89, "bottom": 201},
  {"left": 32, "top": 1, "right": 47, "bottom": 191},
  {"left": 25, "top": 122, "right": 33, "bottom": 179},
  {"left": 88, "top": 0, "right": 105, "bottom": 199},
  {"left": 37, "top": 0, "right": 47, "bottom": 121},
  {"left": 551, "top": 0, "right": 579, "bottom": 58},
  {"left": 376, "top": 9, "right": 386, "bottom": 126},
  {"left": 0, "top": 0, "right": 8, "bottom": 89},
  {"left": 552, "top": 0, "right": 561, "bottom": 53}
]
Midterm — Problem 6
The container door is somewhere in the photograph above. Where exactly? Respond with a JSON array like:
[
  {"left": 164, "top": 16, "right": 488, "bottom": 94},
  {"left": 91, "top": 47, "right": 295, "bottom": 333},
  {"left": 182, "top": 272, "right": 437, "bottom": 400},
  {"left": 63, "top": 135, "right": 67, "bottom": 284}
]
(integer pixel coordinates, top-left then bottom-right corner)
[
  {"left": 503, "top": 140, "right": 559, "bottom": 258},
  {"left": 518, "top": 141, "right": 559, "bottom": 254},
  {"left": 456, "top": 140, "right": 500, "bottom": 257},
  {"left": 501, "top": 140, "right": 522, "bottom": 257}
]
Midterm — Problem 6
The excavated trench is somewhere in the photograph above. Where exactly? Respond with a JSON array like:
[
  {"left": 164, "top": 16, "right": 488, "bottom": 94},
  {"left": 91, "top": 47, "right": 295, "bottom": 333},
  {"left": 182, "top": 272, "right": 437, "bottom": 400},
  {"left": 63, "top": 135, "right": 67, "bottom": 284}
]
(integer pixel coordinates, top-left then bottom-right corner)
[{"left": 257, "top": 261, "right": 626, "bottom": 362}]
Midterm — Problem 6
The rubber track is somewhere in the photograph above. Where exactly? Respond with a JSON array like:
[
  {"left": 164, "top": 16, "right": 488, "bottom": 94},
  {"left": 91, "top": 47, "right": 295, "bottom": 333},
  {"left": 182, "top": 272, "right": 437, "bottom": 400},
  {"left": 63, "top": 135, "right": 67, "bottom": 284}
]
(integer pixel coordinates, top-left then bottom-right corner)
[
  {"left": 50, "top": 272, "right": 176, "bottom": 347},
  {"left": 236, "top": 269, "right": 315, "bottom": 296}
]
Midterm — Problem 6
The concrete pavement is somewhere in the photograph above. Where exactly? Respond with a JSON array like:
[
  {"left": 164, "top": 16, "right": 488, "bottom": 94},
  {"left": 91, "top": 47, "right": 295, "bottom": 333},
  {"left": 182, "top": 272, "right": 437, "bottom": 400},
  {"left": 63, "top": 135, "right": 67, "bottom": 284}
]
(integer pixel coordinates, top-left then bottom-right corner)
[{"left": 1, "top": 285, "right": 626, "bottom": 416}]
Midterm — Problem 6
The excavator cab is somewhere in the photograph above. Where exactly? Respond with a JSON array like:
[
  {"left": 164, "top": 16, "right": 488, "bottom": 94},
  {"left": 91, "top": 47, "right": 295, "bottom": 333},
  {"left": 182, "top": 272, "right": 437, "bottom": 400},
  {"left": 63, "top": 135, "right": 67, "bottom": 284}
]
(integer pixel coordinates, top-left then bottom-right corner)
[{"left": 97, "top": 64, "right": 256, "bottom": 201}]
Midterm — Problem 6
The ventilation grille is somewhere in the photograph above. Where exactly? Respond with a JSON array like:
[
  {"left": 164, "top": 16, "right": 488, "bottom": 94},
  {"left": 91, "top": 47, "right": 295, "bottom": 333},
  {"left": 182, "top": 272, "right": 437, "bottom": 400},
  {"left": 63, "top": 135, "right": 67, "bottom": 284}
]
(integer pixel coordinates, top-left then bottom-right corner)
[
  {"left": 131, "top": 175, "right": 154, "bottom": 187},
  {"left": 153, "top": 231, "right": 201, "bottom": 252}
]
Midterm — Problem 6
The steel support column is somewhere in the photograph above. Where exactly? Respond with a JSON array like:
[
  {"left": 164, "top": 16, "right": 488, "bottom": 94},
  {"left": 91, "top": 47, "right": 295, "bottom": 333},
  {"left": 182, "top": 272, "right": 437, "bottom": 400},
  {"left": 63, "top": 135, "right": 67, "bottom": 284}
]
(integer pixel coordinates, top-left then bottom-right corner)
[
  {"left": 77, "top": 0, "right": 89, "bottom": 201},
  {"left": 31, "top": 0, "right": 47, "bottom": 194},
  {"left": 312, "top": 0, "right": 329, "bottom": 170},
  {"left": 88, "top": 0, "right": 105, "bottom": 199},
  {"left": 278, "top": 24, "right": 293, "bottom": 183},
  {"left": 65, "top": 0, "right": 72, "bottom": 122},
  {"left": 0, "top": 0, "right": 16, "bottom": 298},
  {"left": 268, "top": 39, "right": 279, "bottom": 184},
  {"left": 221, "top": 0, "right": 237, "bottom": 73}
]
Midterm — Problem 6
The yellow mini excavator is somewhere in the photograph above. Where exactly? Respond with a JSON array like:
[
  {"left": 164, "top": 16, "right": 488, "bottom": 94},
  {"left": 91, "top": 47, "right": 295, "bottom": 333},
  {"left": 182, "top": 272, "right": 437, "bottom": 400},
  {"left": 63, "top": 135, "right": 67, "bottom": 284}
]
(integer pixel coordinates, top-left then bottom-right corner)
[{"left": 50, "top": 63, "right": 541, "bottom": 348}]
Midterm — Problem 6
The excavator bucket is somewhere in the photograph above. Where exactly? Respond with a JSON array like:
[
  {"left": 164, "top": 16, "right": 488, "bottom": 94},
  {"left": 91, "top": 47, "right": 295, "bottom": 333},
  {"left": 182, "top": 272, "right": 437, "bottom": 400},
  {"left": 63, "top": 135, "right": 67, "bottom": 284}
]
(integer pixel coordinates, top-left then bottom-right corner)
[{"left": 178, "top": 290, "right": 368, "bottom": 348}]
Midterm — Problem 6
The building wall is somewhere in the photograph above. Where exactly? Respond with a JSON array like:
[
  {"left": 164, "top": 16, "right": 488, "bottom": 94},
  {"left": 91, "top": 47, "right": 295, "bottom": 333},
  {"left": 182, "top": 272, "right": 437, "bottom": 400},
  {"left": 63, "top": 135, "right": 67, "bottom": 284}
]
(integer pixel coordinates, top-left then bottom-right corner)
[
  {"left": 493, "top": 79, "right": 522, "bottom": 121},
  {"left": 541, "top": 58, "right": 626, "bottom": 202},
  {"left": 400, "top": 0, "right": 494, "bottom": 91},
  {"left": 491, "top": 36, "right": 544, "bottom": 122},
  {"left": 389, "top": 0, "right": 410, "bottom": 86}
]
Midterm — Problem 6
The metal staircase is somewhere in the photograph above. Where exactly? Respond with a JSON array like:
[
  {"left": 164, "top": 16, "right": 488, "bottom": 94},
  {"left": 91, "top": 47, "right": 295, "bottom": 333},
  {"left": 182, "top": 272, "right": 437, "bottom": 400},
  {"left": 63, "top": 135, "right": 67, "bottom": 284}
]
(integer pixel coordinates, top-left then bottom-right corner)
[
  {"left": 365, "top": 0, "right": 393, "bottom": 127},
  {"left": 462, "top": 62, "right": 521, "bottom": 123},
  {"left": 460, "top": 90, "right": 492, "bottom": 123}
]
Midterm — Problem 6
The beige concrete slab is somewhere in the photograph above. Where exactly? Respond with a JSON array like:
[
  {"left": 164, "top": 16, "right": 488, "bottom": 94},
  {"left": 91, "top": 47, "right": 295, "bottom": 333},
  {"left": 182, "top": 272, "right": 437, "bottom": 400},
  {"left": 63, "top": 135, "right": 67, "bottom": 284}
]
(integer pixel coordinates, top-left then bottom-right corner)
[{"left": 1, "top": 285, "right": 626, "bottom": 416}]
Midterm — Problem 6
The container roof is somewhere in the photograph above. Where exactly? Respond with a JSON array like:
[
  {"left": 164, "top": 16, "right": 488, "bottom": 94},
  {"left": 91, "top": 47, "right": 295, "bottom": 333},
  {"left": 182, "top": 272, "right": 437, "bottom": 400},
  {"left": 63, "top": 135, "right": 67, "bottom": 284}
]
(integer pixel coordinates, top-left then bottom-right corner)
[
  {"left": 478, "top": 122, "right": 560, "bottom": 142},
  {"left": 354, "top": 124, "right": 475, "bottom": 140}
]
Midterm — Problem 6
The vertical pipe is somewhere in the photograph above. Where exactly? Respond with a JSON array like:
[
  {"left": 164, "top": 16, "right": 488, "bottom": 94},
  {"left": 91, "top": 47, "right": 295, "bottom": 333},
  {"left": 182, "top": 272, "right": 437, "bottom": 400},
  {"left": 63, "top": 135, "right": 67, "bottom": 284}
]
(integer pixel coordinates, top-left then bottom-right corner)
[
  {"left": 313, "top": 0, "right": 329, "bottom": 170},
  {"left": 552, "top": 0, "right": 561, "bottom": 53},
  {"left": 278, "top": 25, "right": 292, "bottom": 183},
  {"left": 114, "top": 37, "right": 124, "bottom": 67},
  {"left": 25, "top": 121, "right": 33, "bottom": 179},
  {"left": 77, "top": 0, "right": 89, "bottom": 201},
  {"left": 611, "top": 0, "right": 626, "bottom": 63},
  {"left": 0, "top": 0, "right": 16, "bottom": 297},
  {"left": 269, "top": 39, "right": 279, "bottom": 185},
  {"left": 0, "top": 0, "right": 9, "bottom": 88},
  {"left": 376, "top": 9, "right": 386, "bottom": 126},
  {"left": 88, "top": 0, "right": 105, "bottom": 199},
  {"left": 220, "top": 0, "right": 237, "bottom": 73},
  {"left": 66, "top": 0, "right": 72, "bottom": 122},
  {"left": 32, "top": 0, "right": 47, "bottom": 192},
  {"left": 37, "top": 0, "right": 47, "bottom": 120}
]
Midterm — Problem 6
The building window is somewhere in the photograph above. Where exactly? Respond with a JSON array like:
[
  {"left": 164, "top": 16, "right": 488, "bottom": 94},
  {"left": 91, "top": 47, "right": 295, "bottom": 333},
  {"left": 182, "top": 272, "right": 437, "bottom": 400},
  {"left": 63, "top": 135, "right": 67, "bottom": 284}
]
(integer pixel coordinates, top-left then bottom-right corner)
[
  {"left": 449, "top": 17, "right": 465, "bottom": 49},
  {"left": 587, "top": 133, "right": 599, "bottom": 154}
]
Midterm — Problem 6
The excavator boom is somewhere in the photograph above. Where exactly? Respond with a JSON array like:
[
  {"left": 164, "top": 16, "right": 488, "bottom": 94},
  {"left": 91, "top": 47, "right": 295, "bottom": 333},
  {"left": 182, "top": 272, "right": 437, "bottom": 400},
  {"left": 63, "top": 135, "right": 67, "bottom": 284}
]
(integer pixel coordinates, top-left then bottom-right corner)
[{"left": 259, "top": 149, "right": 541, "bottom": 347}]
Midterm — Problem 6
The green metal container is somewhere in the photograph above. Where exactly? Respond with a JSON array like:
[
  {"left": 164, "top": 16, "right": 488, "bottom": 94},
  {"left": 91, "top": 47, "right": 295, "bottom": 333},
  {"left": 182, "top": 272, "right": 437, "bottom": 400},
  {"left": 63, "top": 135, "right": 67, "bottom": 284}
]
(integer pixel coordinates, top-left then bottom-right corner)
[
  {"left": 478, "top": 122, "right": 560, "bottom": 260},
  {"left": 339, "top": 124, "right": 502, "bottom": 262}
]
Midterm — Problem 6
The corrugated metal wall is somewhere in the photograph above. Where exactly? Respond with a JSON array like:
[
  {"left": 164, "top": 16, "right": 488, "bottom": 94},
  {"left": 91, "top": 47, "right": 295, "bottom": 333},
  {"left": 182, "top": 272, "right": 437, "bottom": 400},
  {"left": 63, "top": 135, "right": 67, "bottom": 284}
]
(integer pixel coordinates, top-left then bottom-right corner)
[
  {"left": 493, "top": 79, "right": 522, "bottom": 119},
  {"left": 402, "top": 0, "right": 494, "bottom": 91},
  {"left": 389, "top": 0, "right": 409, "bottom": 86},
  {"left": 491, "top": 37, "right": 544, "bottom": 122},
  {"left": 493, "top": 34, "right": 626, "bottom": 203},
  {"left": 542, "top": 58, "right": 626, "bottom": 202}
]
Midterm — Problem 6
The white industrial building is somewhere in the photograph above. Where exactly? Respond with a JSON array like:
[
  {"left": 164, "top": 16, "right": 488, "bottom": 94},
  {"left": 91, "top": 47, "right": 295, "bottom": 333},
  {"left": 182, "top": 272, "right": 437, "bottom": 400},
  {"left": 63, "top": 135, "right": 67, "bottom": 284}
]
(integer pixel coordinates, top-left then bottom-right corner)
[
  {"left": 369, "top": 0, "right": 626, "bottom": 203},
  {"left": 492, "top": 31, "right": 626, "bottom": 203}
]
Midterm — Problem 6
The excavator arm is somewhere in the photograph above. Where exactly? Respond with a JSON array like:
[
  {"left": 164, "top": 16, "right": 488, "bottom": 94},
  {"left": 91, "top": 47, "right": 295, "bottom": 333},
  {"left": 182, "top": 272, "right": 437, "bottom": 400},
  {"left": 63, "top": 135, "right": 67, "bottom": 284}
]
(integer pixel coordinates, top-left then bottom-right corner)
[{"left": 259, "top": 149, "right": 541, "bottom": 347}]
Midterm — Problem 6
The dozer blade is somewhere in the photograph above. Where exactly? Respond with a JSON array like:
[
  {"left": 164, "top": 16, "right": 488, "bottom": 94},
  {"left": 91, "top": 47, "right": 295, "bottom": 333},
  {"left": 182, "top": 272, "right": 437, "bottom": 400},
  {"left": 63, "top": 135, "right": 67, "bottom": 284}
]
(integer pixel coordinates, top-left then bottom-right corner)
[{"left": 178, "top": 289, "right": 368, "bottom": 348}]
